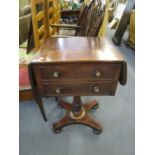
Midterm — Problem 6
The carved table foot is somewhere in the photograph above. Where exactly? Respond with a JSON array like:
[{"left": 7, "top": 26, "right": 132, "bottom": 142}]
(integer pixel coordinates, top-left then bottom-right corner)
[
  {"left": 58, "top": 100, "right": 72, "bottom": 110},
  {"left": 53, "top": 96, "right": 102, "bottom": 134},
  {"left": 83, "top": 99, "right": 99, "bottom": 111},
  {"left": 53, "top": 112, "right": 102, "bottom": 134}
]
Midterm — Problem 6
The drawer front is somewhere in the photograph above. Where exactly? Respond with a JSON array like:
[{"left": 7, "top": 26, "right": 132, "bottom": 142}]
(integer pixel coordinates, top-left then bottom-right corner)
[
  {"left": 38, "top": 64, "right": 121, "bottom": 81},
  {"left": 41, "top": 82, "right": 116, "bottom": 96}
]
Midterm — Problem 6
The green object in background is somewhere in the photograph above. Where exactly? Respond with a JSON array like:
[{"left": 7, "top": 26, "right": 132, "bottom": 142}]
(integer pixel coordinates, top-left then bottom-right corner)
[
  {"left": 61, "top": 0, "right": 79, "bottom": 10},
  {"left": 72, "top": 2, "right": 78, "bottom": 9}
]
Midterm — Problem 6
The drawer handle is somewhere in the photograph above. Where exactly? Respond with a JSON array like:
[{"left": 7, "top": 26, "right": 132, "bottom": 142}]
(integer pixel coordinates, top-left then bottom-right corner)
[
  {"left": 95, "top": 70, "right": 101, "bottom": 77},
  {"left": 53, "top": 71, "right": 60, "bottom": 78},
  {"left": 55, "top": 87, "right": 62, "bottom": 94},
  {"left": 93, "top": 86, "right": 100, "bottom": 93}
]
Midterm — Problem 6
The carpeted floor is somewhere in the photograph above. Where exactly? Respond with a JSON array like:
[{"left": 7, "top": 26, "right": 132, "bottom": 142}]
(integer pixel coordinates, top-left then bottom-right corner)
[{"left": 19, "top": 28, "right": 135, "bottom": 155}]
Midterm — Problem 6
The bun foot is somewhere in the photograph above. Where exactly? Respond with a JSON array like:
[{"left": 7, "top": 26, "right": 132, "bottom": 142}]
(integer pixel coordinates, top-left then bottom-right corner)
[
  {"left": 93, "top": 128, "right": 102, "bottom": 134},
  {"left": 57, "top": 104, "right": 63, "bottom": 109},
  {"left": 53, "top": 128, "right": 62, "bottom": 134},
  {"left": 92, "top": 103, "right": 99, "bottom": 110}
]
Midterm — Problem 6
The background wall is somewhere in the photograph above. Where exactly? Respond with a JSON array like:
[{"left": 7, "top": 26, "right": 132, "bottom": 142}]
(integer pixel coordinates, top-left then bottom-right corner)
[{"left": 19, "top": 0, "right": 29, "bottom": 8}]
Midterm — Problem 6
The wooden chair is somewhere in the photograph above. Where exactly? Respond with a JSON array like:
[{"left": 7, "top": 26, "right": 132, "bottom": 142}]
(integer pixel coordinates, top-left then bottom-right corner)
[
  {"left": 28, "top": 0, "right": 108, "bottom": 51},
  {"left": 30, "top": 0, "right": 48, "bottom": 51},
  {"left": 27, "top": 0, "right": 61, "bottom": 51},
  {"left": 46, "top": 0, "right": 61, "bottom": 36},
  {"left": 62, "top": 3, "right": 89, "bottom": 36},
  {"left": 50, "top": 0, "right": 106, "bottom": 37},
  {"left": 79, "top": 0, "right": 106, "bottom": 36}
]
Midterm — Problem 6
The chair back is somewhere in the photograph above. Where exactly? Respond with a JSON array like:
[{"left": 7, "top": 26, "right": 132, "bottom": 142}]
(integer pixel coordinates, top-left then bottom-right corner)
[
  {"left": 31, "top": 0, "right": 47, "bottom": 50},
  {"left": 76, "top": 3, "right": 87, "bottom": 26},
  {"left": 46, "top": 0, "right": 61, "bottom": 36},
  {"left": 77, "top": 0, "right": 106, "bottom": 37}
]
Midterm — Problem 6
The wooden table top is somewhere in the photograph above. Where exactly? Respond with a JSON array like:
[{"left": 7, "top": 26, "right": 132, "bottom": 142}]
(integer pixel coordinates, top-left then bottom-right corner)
[{"left": 31, "top": 37, "right": 125, "bottom": 63}]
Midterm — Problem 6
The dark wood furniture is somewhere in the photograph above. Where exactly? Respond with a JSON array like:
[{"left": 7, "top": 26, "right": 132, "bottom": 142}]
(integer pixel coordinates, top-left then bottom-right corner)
[
  {"left": 112, "top": 0, "right": 135, "bottom": 46},
  {"left": 61, "top": 9, "right": 80, "bottom": 17},
  {"left": 28, "top": 37, "right": 127, "bottom": 134},
  {"left": 61, "top": 9, "right": 80, "bottom": 21}
]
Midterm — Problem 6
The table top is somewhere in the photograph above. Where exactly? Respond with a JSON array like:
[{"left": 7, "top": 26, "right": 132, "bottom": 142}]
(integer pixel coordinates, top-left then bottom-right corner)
[{"left": 31, "top": 37, "right": 125, "bottom": 64}]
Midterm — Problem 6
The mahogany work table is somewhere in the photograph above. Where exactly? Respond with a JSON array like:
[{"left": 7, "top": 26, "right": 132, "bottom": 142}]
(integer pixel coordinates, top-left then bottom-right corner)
[{"left": 29, "top": 37, "right": 127, "bottom": 134}]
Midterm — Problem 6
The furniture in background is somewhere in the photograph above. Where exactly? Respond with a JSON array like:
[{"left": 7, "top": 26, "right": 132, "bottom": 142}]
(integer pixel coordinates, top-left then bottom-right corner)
[
  {"left": 108, "top": 2, "right": 126, "bottom": 29},
  {"left": 112, "top": 0, "right": 135, "bottom": 46},
  {"left": 26, "top": 0, "right": 62, "bottom": 52},
  {"left": 83, "top": 0, "right": 109, "bottom": 38},
  {"left": 60, "top": 0, "right": 80, "bottom": 23},
  {"left": 30, "top": 0, "right": 48, "bottom": 51},
  {"left": 49, "top": 0, "right": 106, "bottom": 37},
  {"left": 108, "top": 1, "right": 116, "bottom": 23},
  {"left": 61, "top": 9, "right": 80, "bottom": 23},
  {"left": 19, "top": 5, "right": 31, "bottom": 45},
  {"left": 19, "top": 64, "right": 33, "bottom": 101},
  {"left": 19, "top": 4, "right": 35, "bottom": 102},
  {"left": 27, "top": 0, "right": 109, "bottom": 52},
  {"left": 28, "top": 0, "right": 61, "bottom": 51},
  {"left": 46, "top": 0, "right": 61, "bottom": 36},
  {"left": 29, "top": 37, "right": 127, "bottom": 134},
  {"left": 128, "top": 10, "right": 135, "bottom": 49},
  {"left": 19, "top": 34, "right": 37, "bottom": 102}
]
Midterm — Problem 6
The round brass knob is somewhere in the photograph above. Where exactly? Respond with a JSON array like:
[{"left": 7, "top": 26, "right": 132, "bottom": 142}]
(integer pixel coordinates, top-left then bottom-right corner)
[
  {"left": 53, "top": 71, "right": 59, "bottom": 78},
  {"left": 55, "top": 87, "right": 62, "bottom": 94},
  {"left": 93, "top": 86, "right": 100, "bottom": 93},
  {"left": 95, "top": 70, "right": 101, "bottom": 77}
]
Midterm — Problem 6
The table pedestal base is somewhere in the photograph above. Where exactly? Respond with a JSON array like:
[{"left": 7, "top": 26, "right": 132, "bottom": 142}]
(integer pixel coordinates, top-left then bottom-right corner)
[{"left": 53, "top": 96, "right": 102, "bottom": 134}]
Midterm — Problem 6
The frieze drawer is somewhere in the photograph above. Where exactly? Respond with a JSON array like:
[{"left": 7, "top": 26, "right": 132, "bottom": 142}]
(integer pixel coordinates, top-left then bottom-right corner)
[
  {"left": 37, "top": 63, "right": 121, "bottom": 82},
  {"left": 41, "top": 82, "right": 117, "bottom": 96}
]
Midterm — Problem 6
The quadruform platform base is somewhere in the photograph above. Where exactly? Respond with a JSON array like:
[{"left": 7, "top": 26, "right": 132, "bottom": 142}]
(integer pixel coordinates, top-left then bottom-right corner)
[{"left": 53, "top": 96, "right": 102, "bottom": 134}]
